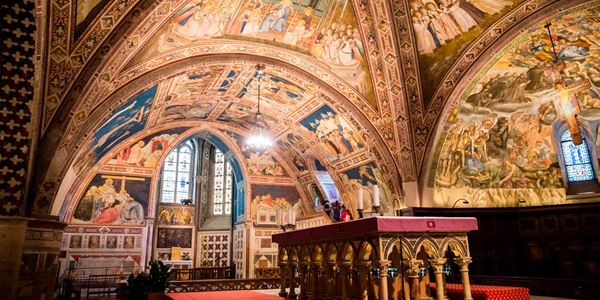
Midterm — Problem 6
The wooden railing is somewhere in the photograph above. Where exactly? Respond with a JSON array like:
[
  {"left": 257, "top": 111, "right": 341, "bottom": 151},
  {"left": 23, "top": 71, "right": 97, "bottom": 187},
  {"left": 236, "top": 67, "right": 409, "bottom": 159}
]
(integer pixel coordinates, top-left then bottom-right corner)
[{"left": 170, "top": 266, "right": 235, "bottom": 281}]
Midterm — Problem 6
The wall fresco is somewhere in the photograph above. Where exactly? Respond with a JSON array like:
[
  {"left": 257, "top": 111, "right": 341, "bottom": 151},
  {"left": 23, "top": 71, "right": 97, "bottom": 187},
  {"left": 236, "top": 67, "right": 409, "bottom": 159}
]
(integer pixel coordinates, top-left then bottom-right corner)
[
  {"left": 250, "top": 184, "right": 301, "bottom": 224},
  {"left": 93, "top": 85, "right": 157, "bottom": 162},
  {"left": 72, "top": 174, "right": 150, "bottom": 225},
  {"left": 299, "top": 105, "right": 365, "bottom": 160},
  {"left": 75, "top": 0, "right": 110, "bottom": 39},
  {"left": 433, "top": 3, "right": 600, "bottom": 207},
  {"left": 341, "top": 162, "right": 396, "bottom": 213},
  {"left": 222, "top": 130, "right": 288, "bottom": 177},
  {"left": 108, "top": 128, "right": 186, "bottom": 168},
  {"left": 156, "top": 227, "right": 194, "bottom": 248},
  {"left": 409, "top": 0, "right": 522, "bottom": 102}
]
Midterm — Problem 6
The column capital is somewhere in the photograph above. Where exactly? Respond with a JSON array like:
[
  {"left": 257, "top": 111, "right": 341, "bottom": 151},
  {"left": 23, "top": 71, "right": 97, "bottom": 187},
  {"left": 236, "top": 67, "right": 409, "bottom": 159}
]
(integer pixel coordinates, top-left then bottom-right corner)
[
  {"left": 406, "top": 259, "right": 421, "bottom": 275},
  {"left": 377, "top": 260, "right": 391, "bottom": 276},
  {"left": 455, "top": 256, "right": 472, "bottom": 271},
  {"left": 428, "top": 258, "right": 448, "bottom": 273}
]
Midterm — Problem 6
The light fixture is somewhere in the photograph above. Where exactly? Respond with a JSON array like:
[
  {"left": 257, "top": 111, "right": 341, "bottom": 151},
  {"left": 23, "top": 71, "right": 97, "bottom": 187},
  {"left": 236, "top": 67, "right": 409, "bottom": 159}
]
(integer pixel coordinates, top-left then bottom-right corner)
[
  {"left": 544, "top": 22, "right": 589, "bottom": 145},
  {"left": 245, "top": 65, "right": 273, "bottom": 150}
]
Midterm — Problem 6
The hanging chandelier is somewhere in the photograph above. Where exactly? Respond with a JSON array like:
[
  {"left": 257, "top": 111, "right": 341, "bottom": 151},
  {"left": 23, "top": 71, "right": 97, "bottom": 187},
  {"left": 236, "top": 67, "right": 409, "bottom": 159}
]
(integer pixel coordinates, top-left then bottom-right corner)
[{"left": 246, "top": 65, "right": 273, "bottom": 150}]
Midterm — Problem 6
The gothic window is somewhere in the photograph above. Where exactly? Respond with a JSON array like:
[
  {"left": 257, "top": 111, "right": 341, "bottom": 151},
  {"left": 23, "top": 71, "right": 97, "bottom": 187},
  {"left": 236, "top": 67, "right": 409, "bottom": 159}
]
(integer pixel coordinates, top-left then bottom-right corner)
[
  {"left": 560, "top": 130, "right": 595, "bottom": 182},
  {"left": 213, "top": 148, "right": 234, "bottom": 215},
  {"left": 161, "top": 140, "right": 195, "bottom": 203}
]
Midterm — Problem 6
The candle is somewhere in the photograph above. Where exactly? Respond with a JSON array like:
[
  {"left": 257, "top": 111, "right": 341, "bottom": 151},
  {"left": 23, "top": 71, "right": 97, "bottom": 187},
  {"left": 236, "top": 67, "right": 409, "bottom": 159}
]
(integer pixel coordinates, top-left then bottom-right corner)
[
  {"left": 357, "top": 187, "right": 364, "bottom": 210},
  {"left": 282, "top": 212, "right": 288, "bottom": 225},
  {"left": 373, "top": 185, "right": 380, "bottom": 207},
  {"left": 289, "top": 208, "right": 294, "bottom": 225}
]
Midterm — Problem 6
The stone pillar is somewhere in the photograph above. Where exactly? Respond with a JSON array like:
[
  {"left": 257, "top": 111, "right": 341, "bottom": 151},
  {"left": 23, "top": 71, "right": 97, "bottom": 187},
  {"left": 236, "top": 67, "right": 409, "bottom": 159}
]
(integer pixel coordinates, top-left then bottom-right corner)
[
  {"left": 378, "top": 260, "right": 391, "bottom": 300},
  {"left": 325, "top": 264, "right": 336, "bottom": 300},
  {"left": 279, "top": 262, "right": 288, "bottom": 297},
  {"left": 430, "top": 258, "right": 448, "bottom": 300},
  {"left": 406, "top": 259, "right": 421, "bottom": 300},
  {"left": 0, "top": 216, "right": 67, "bottom": 300},
  {"left": 340, "top": 263, "right": 350, "bottom": 300},
  {"left": 0, "top": 217, "right": 29, "bottom": 300},
  {"left": 456, "top": 257, "right": 473, "bottom": 300},
  {"left": 309, "top": 262, "right": 320, "bottom": 300},
  {"left": 288, "top": 263, "right": 298, "bottom": 299},
  {"left": 298, "top": 262, "right": 309, "bottom": 299},
  {"left": 359, "top": 262, "right": 372, "bottom": 300}
]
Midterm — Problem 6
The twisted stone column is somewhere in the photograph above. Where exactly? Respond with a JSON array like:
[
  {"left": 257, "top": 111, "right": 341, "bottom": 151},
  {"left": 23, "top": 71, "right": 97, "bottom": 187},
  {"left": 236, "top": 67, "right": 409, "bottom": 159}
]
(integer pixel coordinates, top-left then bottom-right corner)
[
  {"left": 279, "top": 262, "right": 288, "bottom": 297},
  {"left": 406, "top": 259, "right": 421, "bottom": 300},
  {"left": 456, "top": 257, "right": 473, "bottom": 300},
  {"left": 288, "top": 263, "right": 298, "bottom": 299},
  {"left": 298, "top": 263, "right": 309, "bottom": 299},
  {"left": 429, "top": 258, "right": 448, "bottom": 300},
  {"left": 325, "top": 264, "right": 336, "bottom": 300},
  {"left": 309, "top": 262, "right": 321, "bottom": 300},
  {"left": 359, "top": 262, "right": 372, "bottom": 300},
  {"left": 378, "top": 260, "right": 391, "bottom": 300},
  {"left": 340, "top": 263, "right": 351, "bottom": 300}
]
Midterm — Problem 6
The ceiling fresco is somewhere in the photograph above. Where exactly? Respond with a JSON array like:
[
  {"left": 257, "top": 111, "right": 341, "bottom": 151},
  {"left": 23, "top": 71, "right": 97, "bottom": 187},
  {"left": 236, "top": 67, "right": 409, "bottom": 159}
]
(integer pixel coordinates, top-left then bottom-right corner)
[
  {"left": 28, "top": 0, "right": 597, "bottom": 218},
  {"left": 431, "top": 1, "right": 600, "bottom": 207},
  {"left": 127, "top": 0, "right": 375, "bottom": 105},
  {"left": 409, "top": 0, "right": 523, "bottom": 102}
]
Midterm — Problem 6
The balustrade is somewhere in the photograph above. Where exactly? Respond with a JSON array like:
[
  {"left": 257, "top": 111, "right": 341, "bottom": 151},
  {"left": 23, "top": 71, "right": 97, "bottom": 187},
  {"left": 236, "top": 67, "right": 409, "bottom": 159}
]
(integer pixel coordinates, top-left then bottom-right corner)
[{"left": 273, "top": 216, "right": 477, "bottom": 300}]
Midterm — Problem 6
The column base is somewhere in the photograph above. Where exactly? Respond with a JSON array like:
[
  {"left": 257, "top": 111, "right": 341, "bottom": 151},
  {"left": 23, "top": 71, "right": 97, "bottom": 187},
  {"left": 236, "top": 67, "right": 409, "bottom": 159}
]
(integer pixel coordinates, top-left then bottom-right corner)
[
  {"left": 279, "top": 291, "right": 289, "bottom": 297},
  {"left": 287, "top": 292, "right": 298, "bottom": 299}
]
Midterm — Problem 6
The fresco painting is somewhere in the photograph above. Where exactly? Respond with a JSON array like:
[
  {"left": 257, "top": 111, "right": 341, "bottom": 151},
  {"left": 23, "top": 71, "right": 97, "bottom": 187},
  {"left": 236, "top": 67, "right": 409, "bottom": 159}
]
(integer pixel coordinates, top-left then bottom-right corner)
[
  {"left": 341, "top": 162, "right": 396, "bottom": 213},
  {"left": 73, "top": 174, "right": 150, "bottom": 225},
  {"left": 157, "top": 71, "right": 223, "bottom": 124},
  {"left": 299, "top": 105, "right": 365, "bottom": 160},
  {"left": 108, "top": 128, "right": 187, "bottom": 168},
  {"left": 134, "top": 0, "right": 374, "bottom": 104},
  {"left": 250, "top": 184, "right": 301, "bottom": 223},
  {"left": 75, "top": 0, "right": 110, "bottom": 39},
  {"left": 222, "top": 130, "right": 288, "bottom": 177},
  {"left": 434, "top": 3, "right": 600, "bottom": 207},
  {"left": 409, "top": 0, "right": 522, "bottom": 102},
  {"left": 93, "top": 85, "right": 157, "bottom": 161},
  {"left": 157, "top": 205, "right": 195, "bottom": 225},
  {"left": 156, "top": 228, "right": 193, "bottom": 248}
]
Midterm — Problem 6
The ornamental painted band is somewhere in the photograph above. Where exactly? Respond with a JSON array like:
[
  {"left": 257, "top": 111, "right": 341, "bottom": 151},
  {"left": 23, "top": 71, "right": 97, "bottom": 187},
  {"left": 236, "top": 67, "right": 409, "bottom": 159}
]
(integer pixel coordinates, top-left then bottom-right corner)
[{"left": 272, "top": 216, "right": 478, "bottom": 300}]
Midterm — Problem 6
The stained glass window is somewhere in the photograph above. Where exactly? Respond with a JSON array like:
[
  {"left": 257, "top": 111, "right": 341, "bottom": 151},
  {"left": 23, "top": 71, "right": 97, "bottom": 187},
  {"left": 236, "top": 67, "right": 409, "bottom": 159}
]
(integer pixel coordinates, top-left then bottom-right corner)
[
  {"left": 561, "top": 130, "right": 595, "bottom": 182},
  {"left": 161, "top": 140, "right": 195, "bottom": 203},
  {"left": 213, "top": 148, "right": 234, "bottom": 215}
]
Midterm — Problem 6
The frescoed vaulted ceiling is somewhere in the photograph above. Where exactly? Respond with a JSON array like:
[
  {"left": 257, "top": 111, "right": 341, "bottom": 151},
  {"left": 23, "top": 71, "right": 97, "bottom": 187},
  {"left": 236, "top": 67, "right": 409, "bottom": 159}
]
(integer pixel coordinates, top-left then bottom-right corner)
[{"left": 23, "top": 0, "right": 600, "bottom": 218}]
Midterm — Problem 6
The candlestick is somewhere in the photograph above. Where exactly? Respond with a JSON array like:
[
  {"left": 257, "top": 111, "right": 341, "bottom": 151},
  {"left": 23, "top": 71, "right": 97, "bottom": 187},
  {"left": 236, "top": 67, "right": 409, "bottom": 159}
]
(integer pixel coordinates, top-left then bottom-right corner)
[
  {"left": 373, "top": 185, "right": 380, "bottom": 207},
  {"left": 357, "top": 187, "right": 364, "bottom": 210}
]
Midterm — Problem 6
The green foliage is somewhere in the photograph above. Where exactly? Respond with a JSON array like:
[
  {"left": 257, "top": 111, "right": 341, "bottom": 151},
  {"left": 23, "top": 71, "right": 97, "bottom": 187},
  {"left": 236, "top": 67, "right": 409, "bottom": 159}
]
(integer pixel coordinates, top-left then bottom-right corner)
[
  {"left": 147, "top": 260, "right": 172, "bottom": 292},
  {"left": 125, "top": 260, "right": 173, "bottom": 299}
]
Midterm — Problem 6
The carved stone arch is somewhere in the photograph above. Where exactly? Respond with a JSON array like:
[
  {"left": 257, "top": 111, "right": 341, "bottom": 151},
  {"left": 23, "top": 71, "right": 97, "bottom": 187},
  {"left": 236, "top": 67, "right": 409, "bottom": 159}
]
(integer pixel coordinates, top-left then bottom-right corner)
[
  {"left": 311, "top": 244, "right": 325, "bottom": 264},
  {"left": 37, "top": 53, "right": 401, "bottom": 215},
  {"left": 383, "top": 237, "right": 413, "bottom": 261},
  {"left": 299, "top": 245, "right": 312, "bottom": 264},
  {"left": 287, "top": 246, "right": 299, "bottom": 264},
  {"left": 324, "top": 243, "right": 339, "bottom": 265},
  {"left": 339, "top": 242, "right": 357, "bottom": 264},
  {"left": 413, "top": 236, "right": 441, "bottom": 259},
  {"left": 440, "top": 237, "right": 468, "bottom": 259},
  {"left": 357, "top": 240, "right": 379, "bottom": 262},
  {"left": 279, "top": 247, "right": 289, "bottom": 262},
  {"left": 57, "top": 123, "right": 250, "bottom": 223}
]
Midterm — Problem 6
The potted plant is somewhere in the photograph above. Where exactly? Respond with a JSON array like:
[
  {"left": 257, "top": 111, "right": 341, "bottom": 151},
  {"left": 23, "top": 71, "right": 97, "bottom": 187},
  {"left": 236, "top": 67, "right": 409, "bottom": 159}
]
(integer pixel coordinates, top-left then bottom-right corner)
[
  {"left": 146, "top": 260, "right": 172, "bottom": 300},
  {"left": 125, "top": 261, "right": 172, "bottom": 300}
]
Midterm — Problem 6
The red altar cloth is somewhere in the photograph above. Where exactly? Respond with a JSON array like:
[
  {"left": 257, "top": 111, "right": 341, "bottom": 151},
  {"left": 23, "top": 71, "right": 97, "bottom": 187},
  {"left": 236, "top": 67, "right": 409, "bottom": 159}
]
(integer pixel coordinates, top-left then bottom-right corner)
[
  {"left": 272, "top": 216, "right": 478, "bottom": 243},
  {"left": 431, "top": 283, "right": 530, "bottom": 300}
]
